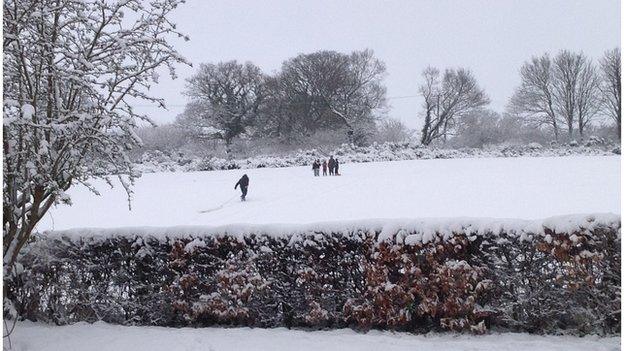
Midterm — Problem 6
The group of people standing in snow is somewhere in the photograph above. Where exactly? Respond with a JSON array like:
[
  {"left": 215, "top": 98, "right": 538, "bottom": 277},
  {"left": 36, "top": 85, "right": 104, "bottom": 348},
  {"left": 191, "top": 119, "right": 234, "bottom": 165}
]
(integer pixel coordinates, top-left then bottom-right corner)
[
  {"left": 312, "top": 156, "right": 340, "bottom": 176},
  {"left": 233, "top": 157, "right": 341, "bottom": 202}
]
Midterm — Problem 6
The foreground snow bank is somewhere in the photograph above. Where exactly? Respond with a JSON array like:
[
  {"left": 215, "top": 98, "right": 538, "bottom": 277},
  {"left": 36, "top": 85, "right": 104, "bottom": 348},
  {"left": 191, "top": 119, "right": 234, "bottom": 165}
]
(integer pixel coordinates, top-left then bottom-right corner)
[{"left": 10, "top": 321, "right": 620, "bottom": 351}]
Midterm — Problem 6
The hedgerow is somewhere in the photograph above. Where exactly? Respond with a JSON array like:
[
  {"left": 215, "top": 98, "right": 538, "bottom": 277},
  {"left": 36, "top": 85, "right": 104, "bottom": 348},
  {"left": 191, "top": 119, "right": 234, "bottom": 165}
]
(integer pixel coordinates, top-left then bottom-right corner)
[{"left": 6, "top": 216, "right": 620, "bottom": 335}]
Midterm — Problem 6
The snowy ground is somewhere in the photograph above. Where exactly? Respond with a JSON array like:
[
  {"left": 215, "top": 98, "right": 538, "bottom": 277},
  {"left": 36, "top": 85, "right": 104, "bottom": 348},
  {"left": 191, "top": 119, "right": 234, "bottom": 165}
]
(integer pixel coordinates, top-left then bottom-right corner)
[
  {"left": 21, "top": 155, "right": 620, "bottom": 351},
  {"left": 9, "top": 322, "right": 620, "bottom": 351},
  {"left": 39, "top": 155, "right": 620, "bottom": 231}
]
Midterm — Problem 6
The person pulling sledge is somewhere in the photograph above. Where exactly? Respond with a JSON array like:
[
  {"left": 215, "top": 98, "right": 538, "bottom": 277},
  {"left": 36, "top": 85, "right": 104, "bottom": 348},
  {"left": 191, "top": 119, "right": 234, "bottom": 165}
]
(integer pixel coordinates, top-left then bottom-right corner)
[{"left": 235, "top": 174, "right": 249, "bottom": 201}]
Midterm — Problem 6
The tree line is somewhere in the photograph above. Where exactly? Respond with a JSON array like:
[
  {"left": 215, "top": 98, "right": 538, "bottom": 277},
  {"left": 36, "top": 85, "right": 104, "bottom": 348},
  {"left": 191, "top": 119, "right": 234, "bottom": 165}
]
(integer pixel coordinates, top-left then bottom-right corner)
[
  {"left": 508, "top": 49, "right": 621, "bottom": 141},
  {"left": 178, "top": 49, "right": 387, "bottom": 153},
  {"left": 177, "top": 48, "right": 620, "bottom": 152},
  {"left": 414, "top": 48, "right": 620, "bottom": 145}
]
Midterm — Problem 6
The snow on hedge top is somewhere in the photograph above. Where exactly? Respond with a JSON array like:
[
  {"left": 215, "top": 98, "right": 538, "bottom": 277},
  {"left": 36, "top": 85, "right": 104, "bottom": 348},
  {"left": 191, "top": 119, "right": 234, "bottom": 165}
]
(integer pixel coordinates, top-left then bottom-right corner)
[{"left": 45, "top": 213, "right": 620, "bottom": 245}]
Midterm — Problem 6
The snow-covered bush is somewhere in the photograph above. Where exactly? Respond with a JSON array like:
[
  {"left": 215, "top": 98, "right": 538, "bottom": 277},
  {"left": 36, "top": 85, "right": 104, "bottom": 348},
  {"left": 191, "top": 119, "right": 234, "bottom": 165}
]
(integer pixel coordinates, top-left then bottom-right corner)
[
  {"left": 585, "top": 136, "right": 605, "bottom": 147},
  {"left": 7, "top": 215, "right": 620, "bottom": 335},
  {"left": 133, "top": 142, "right": 619, "bottom": 174}
]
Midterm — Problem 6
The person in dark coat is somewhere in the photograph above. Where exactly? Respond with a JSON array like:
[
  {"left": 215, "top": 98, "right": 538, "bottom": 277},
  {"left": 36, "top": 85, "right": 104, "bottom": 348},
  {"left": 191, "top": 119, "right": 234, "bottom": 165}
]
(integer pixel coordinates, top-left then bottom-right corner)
[
  {"left": 235, "top": 174, "right": 249, "bottom": 201},
  {"left": 328, "top": 156, "right": 335, "bottom": 176},
  {"left": 322, "top": 160, "right": 328, "bottom": 176},
  {"left": 334, "top": 158, "right": 340, "bottom": 175},
  {"left": 312, "top": 159, "right": 321, "bottom": 176}
]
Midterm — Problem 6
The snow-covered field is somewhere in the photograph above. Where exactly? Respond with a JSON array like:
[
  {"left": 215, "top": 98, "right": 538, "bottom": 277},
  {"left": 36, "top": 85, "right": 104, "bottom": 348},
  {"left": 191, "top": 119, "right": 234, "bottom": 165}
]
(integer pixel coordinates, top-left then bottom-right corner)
[
  {"left": 39, "top": 155, "right": 620, "bottom": 231},
  {"left": 10, "top": 322, "right": 620, "bottom": 351}
]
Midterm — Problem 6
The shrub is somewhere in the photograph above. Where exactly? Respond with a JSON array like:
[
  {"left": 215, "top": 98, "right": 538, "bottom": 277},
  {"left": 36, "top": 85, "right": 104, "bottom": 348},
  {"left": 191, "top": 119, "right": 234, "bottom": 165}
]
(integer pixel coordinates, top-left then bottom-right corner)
[
  {"left": 7, "top": 215, "right": 620, "bottom": 335},
  {"left": 134, "top": 141, "right": 618, "bottom": 174}
]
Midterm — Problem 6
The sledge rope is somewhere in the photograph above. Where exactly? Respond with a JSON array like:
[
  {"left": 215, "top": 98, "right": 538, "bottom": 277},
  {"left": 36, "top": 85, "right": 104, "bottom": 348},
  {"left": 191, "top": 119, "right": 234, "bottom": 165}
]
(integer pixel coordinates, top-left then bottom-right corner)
[{"left": 198, "top": 195, "right": 238, "bottom": 214}]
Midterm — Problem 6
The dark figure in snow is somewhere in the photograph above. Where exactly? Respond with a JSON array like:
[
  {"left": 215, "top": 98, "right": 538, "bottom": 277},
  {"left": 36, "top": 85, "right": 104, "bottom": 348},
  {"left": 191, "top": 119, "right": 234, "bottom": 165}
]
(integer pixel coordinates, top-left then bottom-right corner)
[
  {"left": 334, "top": 158, "right": 340, "bottom": 175},
  {"left": 312, "top": 160, "right": 321, "bottom": 176},
  {"left": 328, "top": 156, "right": 335, "bottom": 176},
  {"left": 322, "top": 160, "right": 328, "bottom": 176},
  {"left": 235, "top": 174, "right": 249, "bottom": 201}
]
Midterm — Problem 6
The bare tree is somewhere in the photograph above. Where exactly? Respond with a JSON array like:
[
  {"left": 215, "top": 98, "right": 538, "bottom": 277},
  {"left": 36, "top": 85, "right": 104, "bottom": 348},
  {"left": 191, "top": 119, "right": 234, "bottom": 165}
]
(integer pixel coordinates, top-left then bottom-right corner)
[
  {"left": 450, "top": 109, "right": 503, "bottom": 148},
  {"left": 275, "top": 49, "right": 387, "bottom": 144},
  {"left": 182, "top": 61, "right": 265, "bottom": 154},
  {"left": 419, "top": 67, "right": 489, "bottom": 145},
  {"left": 600, "top": 48, "right": 621, "bottom": 138},
  {"left": 376, "top": 118, "right": 414, "bottom": 143},
  {"left": 419, "top": 67, "right": 439, "bottom": 145},
  {"left": 552, "top": 50, "right": 585, "bottom": 139},
  {"left": 326, "top": 49, "right": 387, "bottom": 140},
  {"left": 277, "top": 51, "right": 349, "bottom": 135},
  {"left": 575, "top": 58, "right": 601, "bottom": 138},
  {"left": 253, "top": 75, "right": 295, "bottom": 139},
  {"left": 510, "top": 51, "right": 602, "bottom": 140},
  {"left": 135, "top": 124, "right": 190, "bottom": 153},
  {"left": 508, "top": 54, "right": 560, "bottom": 140}
]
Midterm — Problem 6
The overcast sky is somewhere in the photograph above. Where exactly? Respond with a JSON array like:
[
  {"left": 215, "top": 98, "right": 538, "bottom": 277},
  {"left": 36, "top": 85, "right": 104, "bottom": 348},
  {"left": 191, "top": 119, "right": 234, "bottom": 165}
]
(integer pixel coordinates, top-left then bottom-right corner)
[{"left": 141, "top": 0, "right": 620, "bottom": 129}]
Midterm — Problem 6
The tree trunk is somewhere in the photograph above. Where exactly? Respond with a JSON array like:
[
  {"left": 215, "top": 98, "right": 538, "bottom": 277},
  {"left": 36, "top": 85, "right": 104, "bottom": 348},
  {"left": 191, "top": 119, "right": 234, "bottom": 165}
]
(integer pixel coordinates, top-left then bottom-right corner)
[
  {"left": 420, "top": 111, "right": 431, "bottom": 145},
  {"left": 225, "top": 138, "right": 232, "bottom": 156},
  {"left": 578, "top": 118, "right": 584, "bottom": 139},
  {"left": 567, "top": 119, "right": 574, "bottom": 140}
]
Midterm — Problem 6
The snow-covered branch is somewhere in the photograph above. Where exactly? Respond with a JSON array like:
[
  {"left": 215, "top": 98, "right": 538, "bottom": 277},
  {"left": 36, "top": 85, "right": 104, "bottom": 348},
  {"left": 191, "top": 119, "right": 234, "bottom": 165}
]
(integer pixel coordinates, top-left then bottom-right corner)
[{"left": 3, "top": 0, "right": 189, "bottom": 268}]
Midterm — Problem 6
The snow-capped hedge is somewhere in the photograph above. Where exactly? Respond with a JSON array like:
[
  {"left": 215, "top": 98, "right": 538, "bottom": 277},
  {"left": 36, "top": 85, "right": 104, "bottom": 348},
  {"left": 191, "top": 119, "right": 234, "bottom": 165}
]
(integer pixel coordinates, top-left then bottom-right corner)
[
  {"left": 8, "top": 214, "right": 620, "bottom": 335},
  {"left": 134, "top": 141, "right": 620, "bottom": 174}
]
